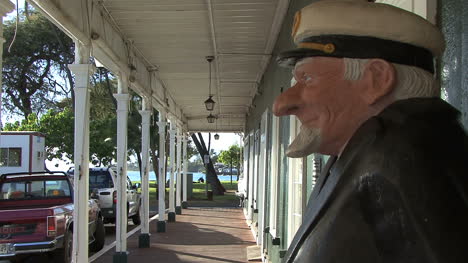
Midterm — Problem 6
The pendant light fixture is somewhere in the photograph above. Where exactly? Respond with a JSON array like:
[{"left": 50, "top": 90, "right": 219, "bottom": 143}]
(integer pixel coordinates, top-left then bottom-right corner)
[
  {"left": 214, "top": 118, "right": 220, "bottom": 140},
  {"left": 204, "top": 56, "right": 215, "bottom": 111},
  {"left": 207, "top": 113, "right": 216, "bottom": 123}
]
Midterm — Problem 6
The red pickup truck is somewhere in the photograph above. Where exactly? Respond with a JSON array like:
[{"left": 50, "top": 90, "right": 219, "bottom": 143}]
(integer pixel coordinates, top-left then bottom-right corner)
[{"left": 0, "top": 171, "right": 105, "bottom": 263}]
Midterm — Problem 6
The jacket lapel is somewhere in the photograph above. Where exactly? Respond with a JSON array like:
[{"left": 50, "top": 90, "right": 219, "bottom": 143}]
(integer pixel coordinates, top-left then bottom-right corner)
[
  {"left": 311, "top": 156, "right": 337, "bottom": 199},
  {"left": 284, "top": 156, "right": 345, "bottom": 262},
  {"left": 283, "top": 119, "right": 380, "bottom": 263}
]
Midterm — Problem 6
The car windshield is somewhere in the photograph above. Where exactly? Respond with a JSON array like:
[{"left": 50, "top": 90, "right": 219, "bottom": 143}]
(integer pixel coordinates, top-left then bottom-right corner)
[
  {"left": 0, "top": 179, "right": 71, "bottom": 200},
  {"left": 89, "top": 171, "right": 114, "bottom": 189}
]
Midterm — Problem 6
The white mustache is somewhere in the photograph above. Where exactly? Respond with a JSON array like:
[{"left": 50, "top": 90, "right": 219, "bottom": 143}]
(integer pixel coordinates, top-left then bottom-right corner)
[{"left": 286, "top": 125, "right": 322, "bottom": 158}]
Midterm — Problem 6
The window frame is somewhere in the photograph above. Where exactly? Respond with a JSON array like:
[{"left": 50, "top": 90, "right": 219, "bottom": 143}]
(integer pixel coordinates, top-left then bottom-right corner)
[
  {"left": 287, "top": 116, "right": 307, "bottom": 246},
  {"left": 0, "top": 147, "right": 22, "bottom": 167},
  {"left": 376, "top": 0, "right": 437, "bottom": 24},
  {"left": 269, "top": 115, "right": 281, "bottom": 239}
]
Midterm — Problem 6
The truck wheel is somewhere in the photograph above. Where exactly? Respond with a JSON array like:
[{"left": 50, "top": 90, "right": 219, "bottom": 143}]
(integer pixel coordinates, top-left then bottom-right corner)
[
  {"left": 53, "top": 229, "right": 72, "bottom": 263},
  {"left": 132, "top": 204, "right": 141, "bottom": 225},
  {"left": 90, "top": 216, "right": 105, "bottom": 252}
]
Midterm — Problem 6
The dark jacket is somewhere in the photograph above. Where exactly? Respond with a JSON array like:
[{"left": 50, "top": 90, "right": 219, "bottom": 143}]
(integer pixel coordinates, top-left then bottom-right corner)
[{"left": 284, "top": 98, "right": 468, "bottom": 263}]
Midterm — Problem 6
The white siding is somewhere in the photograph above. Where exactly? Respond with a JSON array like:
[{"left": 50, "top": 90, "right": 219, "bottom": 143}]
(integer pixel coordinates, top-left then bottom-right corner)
[
  {"left": 0, "top": 135, "right": 30, "bottom": 174},
  {"left": 31, "top": 135, "right": 46, "bottom": 172}
]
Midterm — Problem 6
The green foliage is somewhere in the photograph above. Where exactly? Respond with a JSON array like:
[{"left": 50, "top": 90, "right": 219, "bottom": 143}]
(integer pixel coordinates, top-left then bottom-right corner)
[
  {"left": 3, "top": 68, "right": 120, "bottom": 166},
  {"left": 89, "top": 117, "right": 116, "bottom": 166},
  {"left": 39, "top": 108, "right": 74, "bottom": 161},
  {"left": 4, "top": 108, "right": 74, "bottom": 161},
  {"left": 187, "top": 139, "right": 197, "bottom": 160},
  {"left": 2, "top": 11, "right": 74, "bottom": 118},
  {"left": 126, "top": 91, "right": 142, "bottom": 161},
  {"left": 188, "top": 155, "right": 204, "bottom": 172},
  {"left": 88, "top": 69, "right": 118, "bottom": 166},
  {"left": 218, "top": 144, "right": 241, "bottom": 168}
]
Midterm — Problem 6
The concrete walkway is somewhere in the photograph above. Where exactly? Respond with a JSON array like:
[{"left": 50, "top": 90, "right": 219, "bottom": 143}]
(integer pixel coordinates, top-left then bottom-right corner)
[{"left": 93, "top": 207, "right": 256, "bottom": 263}]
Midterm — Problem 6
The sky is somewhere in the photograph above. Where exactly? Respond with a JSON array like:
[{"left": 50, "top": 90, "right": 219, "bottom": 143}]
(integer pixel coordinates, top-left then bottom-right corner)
[
  {"left": 6, "top": 0, "right": 23, "bottom": 20},
  {"left": 199, "top": 132, "right": 242, "bottom": 153}
]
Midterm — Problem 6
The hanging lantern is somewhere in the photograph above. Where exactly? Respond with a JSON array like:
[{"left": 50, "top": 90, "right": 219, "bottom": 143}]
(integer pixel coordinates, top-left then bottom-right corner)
[
  {"left": 207, "top": 113, "right": 216, "bottom": 123},
  {"left": 204, "top": 96, "right": 215, "bottom": 111},
  {"left": 204, "top": 56, "right": 216, "bottom": 111},
  {"left": 214, "top": 133, "right": 220, "bottom": 140}
]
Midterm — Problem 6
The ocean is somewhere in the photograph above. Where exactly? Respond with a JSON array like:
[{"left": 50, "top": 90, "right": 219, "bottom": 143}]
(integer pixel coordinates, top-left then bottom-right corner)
[{"left": 127, "top": 170, "right": 238, "bottom": 182}]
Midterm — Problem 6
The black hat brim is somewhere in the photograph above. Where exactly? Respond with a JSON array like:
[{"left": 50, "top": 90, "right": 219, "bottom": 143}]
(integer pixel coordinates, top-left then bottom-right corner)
[
  {"left": 277, "top": 48, "right": 338, "bottom": 68},
  {"left": 276, "top": 35, "right": 435, "bottom": 73}
]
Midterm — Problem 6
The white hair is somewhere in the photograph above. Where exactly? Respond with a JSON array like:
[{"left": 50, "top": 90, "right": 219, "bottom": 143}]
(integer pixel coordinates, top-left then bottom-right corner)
[{"left": 343, "top": 58, "right": 440, "bottom": 100}]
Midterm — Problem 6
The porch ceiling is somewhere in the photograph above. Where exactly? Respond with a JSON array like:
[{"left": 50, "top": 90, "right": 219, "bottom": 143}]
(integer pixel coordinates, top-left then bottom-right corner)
[{"left": 100, "top": 0, "right": 286, "bottom": 132}]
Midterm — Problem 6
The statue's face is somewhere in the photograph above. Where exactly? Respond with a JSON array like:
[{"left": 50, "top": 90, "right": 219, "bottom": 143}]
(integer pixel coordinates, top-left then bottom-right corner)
[{"left": 273, "top": 57, "right": 366, "bottom": 156}]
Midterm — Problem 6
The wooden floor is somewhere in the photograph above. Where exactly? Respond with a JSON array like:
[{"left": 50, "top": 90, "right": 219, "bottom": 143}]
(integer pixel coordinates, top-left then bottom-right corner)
[{"left": 93, "top": 207, "right": 256, "bottom": 263}]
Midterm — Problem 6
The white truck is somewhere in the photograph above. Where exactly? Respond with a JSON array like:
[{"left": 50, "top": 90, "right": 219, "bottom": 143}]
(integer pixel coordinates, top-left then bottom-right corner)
[{"left": 68, "top": 167, "right": 141, "bottom": 225}]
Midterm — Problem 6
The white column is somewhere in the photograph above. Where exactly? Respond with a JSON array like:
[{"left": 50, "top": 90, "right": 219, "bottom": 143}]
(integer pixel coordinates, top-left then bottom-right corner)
[
  {"left": 182, "top": 135, "right": 188, "bottom": 207},
  {"left": 69, "top": 41, "right": 93, "bottom": 263},
  {"left": 168, "top": 123, "right": 176, "bottom": 221},
  {"left": 114, "top": 79, "right": 129, "bottom": 253},
  {"left": 175, "top": 128, "right": 182, "bottom": 214},
  {"left": 156, "top": 111, "right": 167, "bottom": 231},
  {"left": 0, "top": 1, "right": 14, "bottom": 135},
  {"left": 139, "top": 102, "right": 151, "bottom": 242}
]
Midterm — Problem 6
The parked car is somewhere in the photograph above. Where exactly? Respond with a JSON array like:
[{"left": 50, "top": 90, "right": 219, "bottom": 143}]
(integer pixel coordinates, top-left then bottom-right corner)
[
  {"left": 0, "top": 171, "right": 105, "bottom": 263},
  {"left": 68, "top": 167, "right": 141, "bottom": 225},
  {"left": 222, "top": 168, "right": 239, "bottom": 175}
]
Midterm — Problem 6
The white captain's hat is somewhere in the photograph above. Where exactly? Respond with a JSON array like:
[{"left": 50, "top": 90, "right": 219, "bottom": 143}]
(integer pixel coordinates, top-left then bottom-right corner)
[{"left": 278, "top": 0, "right": 445, "bottom": 73}]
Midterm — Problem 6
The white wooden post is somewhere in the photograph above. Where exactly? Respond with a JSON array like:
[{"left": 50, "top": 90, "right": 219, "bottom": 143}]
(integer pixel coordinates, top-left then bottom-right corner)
[
  {"left": 113, "top": 74, "right": 129, "bottom": 262},
  {"left": 138, "top": 98, "right": 151, "bottom": 247},
  {"left": 175, "top": 128, "right": 182, "bottom": 214},
  {"left": 0, "top": 1, "right": 14, "bottom": 136},
  {"left": 156, "top": 110, "right": 167, "bottom": 232},
  {"left": 69, "top": 40, "right": 93, "bottom": 263},
  {"left": 182, "top": 134, "right": 188, "bottom": 208},
  {"left": 168, "top": 122, "right": 176, "bottom": 222}
]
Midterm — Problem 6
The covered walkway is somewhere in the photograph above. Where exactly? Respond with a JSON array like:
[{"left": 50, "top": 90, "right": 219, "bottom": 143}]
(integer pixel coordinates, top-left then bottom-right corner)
[{"left": 93, "top": 208, "right": 256, "bottom": 263}]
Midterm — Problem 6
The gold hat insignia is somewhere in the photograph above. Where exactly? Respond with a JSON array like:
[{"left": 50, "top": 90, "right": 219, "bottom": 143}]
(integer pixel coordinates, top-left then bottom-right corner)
[{"left": 291, "top": 11, "right": 301, "bottom": 38}]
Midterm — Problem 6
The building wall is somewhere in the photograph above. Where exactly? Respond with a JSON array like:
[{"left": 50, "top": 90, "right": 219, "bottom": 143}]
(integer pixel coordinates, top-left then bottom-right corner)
[
  {"left": 0, "top": 133, "right": 46, "bottom": 174},
  {"left": 31, "top": 135, "right": 46, "bottom": 172},
  {"left": 243, "top": 0, "right": 319, "bottom": 262},
  {"left": 440, "top": 0, "right": 468, "bottom": 129},
  {"left": 0, "top": 134, "right": 30, "bottom": 174}
]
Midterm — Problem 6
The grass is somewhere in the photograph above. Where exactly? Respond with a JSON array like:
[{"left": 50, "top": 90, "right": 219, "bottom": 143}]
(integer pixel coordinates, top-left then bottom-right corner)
[{"left": 132, "top": 180, "right": 239, "bottom": 204}]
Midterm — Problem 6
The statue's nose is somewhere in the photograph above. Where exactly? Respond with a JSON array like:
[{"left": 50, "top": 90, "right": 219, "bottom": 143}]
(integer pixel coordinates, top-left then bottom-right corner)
[{"left": 273, "top": 85, "right": 302, "bottom": 116}]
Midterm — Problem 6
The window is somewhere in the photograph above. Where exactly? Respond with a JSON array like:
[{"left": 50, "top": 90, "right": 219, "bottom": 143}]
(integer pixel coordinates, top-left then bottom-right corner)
[
  {"left": 258, "top": 110, "right": 270, "bottom": 247},
  {"left": 269, "top": 115, "right": 281, "bottom": 238},
  {"left": 247, "top": 132, "right": 255, "bottom": 220},
  {"left": 89, "top": 171, "right": 114, "bottom": 189},
  {"left": 127, "top": 178, "right": 133, "bottom": 190},
  {"left": 376, "top": 0, "right": 436, "bottom": 24},
  {"left": 0, "top": 148, "right": 22, "bottom": 167},
  {"left": 0, "top": 179, "right": 71, "bottom": 200},
  {"left": 287, "top": 116, "right": 307, "bottom": 245}
]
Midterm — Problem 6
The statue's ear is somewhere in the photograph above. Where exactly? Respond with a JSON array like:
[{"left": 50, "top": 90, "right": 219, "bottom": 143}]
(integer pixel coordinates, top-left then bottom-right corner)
[{"left": 359, "top": 59, "right": 396, "bottom": 105}]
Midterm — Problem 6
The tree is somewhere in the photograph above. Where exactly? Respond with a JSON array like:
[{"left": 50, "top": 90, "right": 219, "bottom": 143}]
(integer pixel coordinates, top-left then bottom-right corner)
[
  {"left": 88, "top": 69, "right": 117, "bottom": 167},
  {"left": 218, "top": 144, "right": 241, "bottom": 184},
  {"left": 191, "top": 133, "right": 226, "bottom": 195},
  {"left": 2, "top": 11, "right": 75, "bottom": 119},
  {"left": 3, "top": 108, "right": 74, "bottom": 168},
  {"left": 3, "top": 69, "right": 119, "bottom": 167}
]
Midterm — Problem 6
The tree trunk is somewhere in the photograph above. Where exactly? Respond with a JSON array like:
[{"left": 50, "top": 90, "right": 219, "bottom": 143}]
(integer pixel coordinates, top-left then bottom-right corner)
[
  {"left": 136, "top": 150, "right": 142, "bottom": 180},
  {"left": 191, "top": 133, "right": 226, "bottom": 195},
  {"left": 230, "top": 159, "right": 233, "bottom": 185},
  {"left": 150, "top": 149, "right": 159, "bottom": 183}
]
